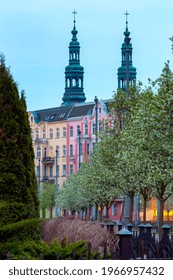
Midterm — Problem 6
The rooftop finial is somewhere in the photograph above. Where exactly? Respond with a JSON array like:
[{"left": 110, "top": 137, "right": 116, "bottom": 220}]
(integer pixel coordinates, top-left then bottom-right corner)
[
  {"left": 124, "top": 11, "right": 129, "bottom": 30},
  {"left": 72, "top": 10, "right": 78, "bottom": 28}
]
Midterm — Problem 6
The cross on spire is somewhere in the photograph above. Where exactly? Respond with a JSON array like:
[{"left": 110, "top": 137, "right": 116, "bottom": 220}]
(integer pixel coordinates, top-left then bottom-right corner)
[
  {"left": 72, "top": 10, "right": 78, "bottom": 23},
  {"left": 124, "top": 11, "right": 129, "bottom": 29}
]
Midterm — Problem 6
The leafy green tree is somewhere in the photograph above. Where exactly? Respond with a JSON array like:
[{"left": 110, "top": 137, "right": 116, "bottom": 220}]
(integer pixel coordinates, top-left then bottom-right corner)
[
  {"left": 120, "top": 62, "right": 173, "bottom": 229},
  {"left": 0, "top": 54, "right": 39, "bottom": 242},
  {"left": 39, "top": 183, "right": 56, "bottom": 218}
]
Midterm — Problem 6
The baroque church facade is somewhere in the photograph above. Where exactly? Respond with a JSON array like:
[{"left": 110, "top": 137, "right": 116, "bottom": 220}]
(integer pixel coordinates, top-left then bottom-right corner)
[{"left": 29, "top": 13, "right": 137, "bottom": 219}]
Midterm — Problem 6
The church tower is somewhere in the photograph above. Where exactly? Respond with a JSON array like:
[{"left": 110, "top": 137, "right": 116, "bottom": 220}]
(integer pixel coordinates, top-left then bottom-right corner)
[
  {"left": 62, "top": 11, "right": 86, "bottom": 106},
  {"left": 117, "top": 12, "right": 137, "bottom": 90}
]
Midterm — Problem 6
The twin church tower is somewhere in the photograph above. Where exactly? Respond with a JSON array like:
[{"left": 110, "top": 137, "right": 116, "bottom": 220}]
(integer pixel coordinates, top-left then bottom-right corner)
[{"left": 62, "top": 11, "right": 137, "bottom": 106}]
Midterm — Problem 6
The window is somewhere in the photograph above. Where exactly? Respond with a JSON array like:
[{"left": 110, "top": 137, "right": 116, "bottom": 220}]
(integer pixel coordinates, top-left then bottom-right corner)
[
  {"left": 92, "top": 123, "right": 96, "bottom": 135},
  {"left": 69, "top": 165, "right": 73, "bottom": 175},
  {"left": 70, "top": 126, "right": 73, "bottom": 137},
  {"left": 36, "top": 165, "right": 40, "bottom": 177},
  {"left": 55, "top": 165, "right": 59, "bottom": 177},
  {"left": 56, "top": 145, "right": 59, "bottom": 157},
  {"left": 69, "top": 144, "right": 73, "bottom": 156},
  {"left": 36, "top": 147, "right": 41, "bottom": 158},
  {"left": 56, "top": 128, "right": 60, "bottom": 138},
  {"left": 44, "top": 165, "right": 47, "bottom": 177},
  {"left": 63, "top": 127, "right": 66, "bottom": 138},
  {"left": 44, "top": 147, "right": 47, "bottom": 157},
  {"left": 62, "top": 145, "right": 66, "bottom": 156},
  {"left": 86, "top": 143, "right": 90, "bottom": 155},
  {"left": 49, "top": 146, "right": 53, "bottom": 157},
  {"left": 49, "top": 128, "right": 53, "bottom": 139},
  {"left": 63, "top": 165, "right": 66, "bottom": 176},
  {"left": 31, "top": 130, "right": 34, "bottom": 140},
  {"left": 35, "top": 129, "right": 39, "bottom": 140},
  {"left": 79, "top": 143, "right": 83, "bottom": 155},
  {"left": 112, "top": 203, "right": 117, "bottom": 216},
  {"left": 50, "top": 166, "right": 53, "bottom": 177},
  {"left": 84, "top": 123, "right": 88, "bottom": 135},
  {"left": 104, "top": 119, "right": 109, "bottom": 134},
  {"left": 42, "top": 128, "right": 46, "bottom": 139},
  {"left": 77, "top": 125, "right": 80, "bottom": 135},
  {"left": 92, "top": 142, "right": 96, "bottom": 150},
  {"left": 99, "top": 120, "right": 102, "bottom": 132},
  {"left": 99, "top": 108, "right": 101, "bottom": 114}
]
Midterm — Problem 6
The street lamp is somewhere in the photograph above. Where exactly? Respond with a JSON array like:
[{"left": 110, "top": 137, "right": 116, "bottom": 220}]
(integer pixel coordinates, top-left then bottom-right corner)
[
  {"left": 38, "top": 158, "right": 41, "bottom": 197},
  {"left": 78, "top": 128, "right": 81, "bottom": 170},
  {"left": 55, "top": 147, "right": 59, "bottom": 218},
  {"left": 94, "top": 96, "right": 98, "bottom": 143}
]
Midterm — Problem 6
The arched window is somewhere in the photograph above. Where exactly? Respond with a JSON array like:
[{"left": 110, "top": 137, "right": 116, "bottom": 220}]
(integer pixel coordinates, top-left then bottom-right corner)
[
  {"left": 63, "top": 127, "right": 66, "bottom": 138},
  {"left": 70, "top": 126, "right": 73, "bottom": 137},
  {"left": 56, "top": 128, "right": 60, "bottom": 138},
  {"left": 35, "top": 129, "right": 39, "bottom": 140},
  {"left": 77, "top": 125, "right": 80, "bottom": 135},
  {"left": 92, "top": 123, "right": 96, "bottom": 135},
  {"left": 36, "top": 146, "right": 41, "bottom": 158},
  {"left": 70, "top": 144, "right": 73, "bottom": 156},
  {"left": 49, "top": 128, "right": 53, "bottom": 139},
  {"left": 84, "top": 123, "right": 88, "bottom": 135},
  {"left": 42, "top": 128, "right": 46, "bottom": 139},
  {"left": 62, "top": 145, "right": 66, "bottom": 156},
  {"left": 56, "top": 145, "right": 60, "bottom": 157},
  {"left": 99, "top": 120, "right": 102, "bottom": 132}
]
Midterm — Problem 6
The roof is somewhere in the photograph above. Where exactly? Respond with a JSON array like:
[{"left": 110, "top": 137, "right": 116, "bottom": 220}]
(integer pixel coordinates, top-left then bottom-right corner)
[
  {"left": 31, "top": 99, "right": 111, "bottom": 124},
  {"left": 32, "top": 106, "right": 73, "bottom": 123},
  {"left": 68, "top": 102, "right": 95, "bottom": 119}
]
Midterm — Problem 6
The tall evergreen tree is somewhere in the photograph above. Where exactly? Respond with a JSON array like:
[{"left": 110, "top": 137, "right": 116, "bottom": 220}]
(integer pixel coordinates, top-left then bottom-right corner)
[{"left": 0, "top": 54, "right": 39, "bottom": 242}]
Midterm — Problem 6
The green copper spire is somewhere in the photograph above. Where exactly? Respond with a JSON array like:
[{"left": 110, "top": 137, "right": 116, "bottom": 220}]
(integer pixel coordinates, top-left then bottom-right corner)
[
  {"left": 117, "top": 12, "right": 137, "bottom": 90},
  {"left": 62, "top": 10, "right": 86, "bottom": 106}
]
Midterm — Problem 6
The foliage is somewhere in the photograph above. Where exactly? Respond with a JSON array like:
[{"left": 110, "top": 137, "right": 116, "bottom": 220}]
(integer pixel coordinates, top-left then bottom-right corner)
[
  {"left": 39, "top": 183, "right": 56, "bottom": 217},
  {"left": 0, "top": 53, "right": 39, "bottom": 241},
  {"left": 0, "top": 238, "right": 93, "bottom": 260},
  {"left": 0, "top": 218, "right": 41, "bottom": 243}
]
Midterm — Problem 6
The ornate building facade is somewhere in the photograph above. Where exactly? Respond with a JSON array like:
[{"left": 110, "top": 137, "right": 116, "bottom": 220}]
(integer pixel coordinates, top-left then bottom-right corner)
[{"left": 29, "top": 13, "right": 138, "bottom": 220}]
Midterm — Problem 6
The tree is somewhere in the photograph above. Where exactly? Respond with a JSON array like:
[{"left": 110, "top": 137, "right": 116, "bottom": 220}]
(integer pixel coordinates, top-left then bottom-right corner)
[
  {"left": 39, "top": 183, "right": 56, "bottom": 218},
  {"left": 0, "top": 54, "right": 39, "bottom": 242},
  {"left": 120, "top": 62, "right": 173, "bottom": 230}
]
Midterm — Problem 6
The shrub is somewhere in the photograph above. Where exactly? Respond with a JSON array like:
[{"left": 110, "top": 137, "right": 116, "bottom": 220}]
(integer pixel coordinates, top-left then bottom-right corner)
[
  {"left": 0, "top": 218, "right": 41, "bottom": 243},
  {"left": 0, "top": 238, "right": 97, "bottom": 260}
]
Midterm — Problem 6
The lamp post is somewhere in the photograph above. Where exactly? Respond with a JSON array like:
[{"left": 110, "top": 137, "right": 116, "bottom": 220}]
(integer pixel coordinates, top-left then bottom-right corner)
[
  {"left": 38, "top": 158, "right": 41, "bottom": 197},
  {"left": 78, "top": 128, "right": 81, "bottom": 170},
  {"left": 94, "top": 96, "right": 98, "bottom": 143},
  {"left": 55, "top": 147, "right": 59, "bottom": 218}
]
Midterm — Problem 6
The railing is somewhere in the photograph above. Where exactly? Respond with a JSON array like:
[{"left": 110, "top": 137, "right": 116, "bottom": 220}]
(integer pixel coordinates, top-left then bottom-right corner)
[
  {"left": 43, "top": 176, "right": 55, "bottom": 183},
  {"left": 34, "top": 138, "right": 48, "bottom": 145},
  {"left": 102, "top": 222, "right": 173, "bottom": 259},
  {"left": 4, "top": 223, "right": 173, "bottom": 260},
  {"left": 42, "top": 157, "right": 55, "bottom": 164}
]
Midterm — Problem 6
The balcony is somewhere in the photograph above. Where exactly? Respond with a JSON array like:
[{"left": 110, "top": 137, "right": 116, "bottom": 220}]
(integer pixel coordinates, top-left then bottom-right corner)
[
  {"left": 34, "top": 138, "right": 48, "bottom": 145},
  {"left": 42, "top": 157, "right": 55, "bottom": 164},
  {"left": 69, "top": 155, "right": 75, "bottom": 162},
  {"left": 43, "top": 176, "right": 55, "bottom": 183}
]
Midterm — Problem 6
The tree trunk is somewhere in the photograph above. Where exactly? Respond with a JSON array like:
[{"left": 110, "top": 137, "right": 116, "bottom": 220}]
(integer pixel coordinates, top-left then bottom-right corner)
[
  {"left": 95, "top": 203, "right": 98, "bottom": 220},
  {"left": 49, "top": 208, "right": 53, "bottom": 219},
  {"left": 106, "top": 201, "right": 109, "bottom": 220},
  {"left": 120, "top": 196, "right": 125, "bottom": 222},
  {"left": 129, "top": 195, "right": 134, "bottom": 223},
  {"left": 143, "top": 197, "right": 147, "bottom": 223},
  {"left": 158, "top": 199, "right": 165, "bottom": 239}
]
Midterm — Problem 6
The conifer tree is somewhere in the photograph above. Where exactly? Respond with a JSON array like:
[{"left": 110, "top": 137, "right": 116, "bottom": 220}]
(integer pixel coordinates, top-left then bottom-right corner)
[{"left": 0, "top": 54, "right": 39, "bottom": 241}]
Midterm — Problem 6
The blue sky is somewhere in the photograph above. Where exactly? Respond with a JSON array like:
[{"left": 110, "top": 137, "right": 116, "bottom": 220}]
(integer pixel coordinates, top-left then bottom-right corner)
[{"left": 0, "top": 0, "right": 173, "bottom": 111}]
